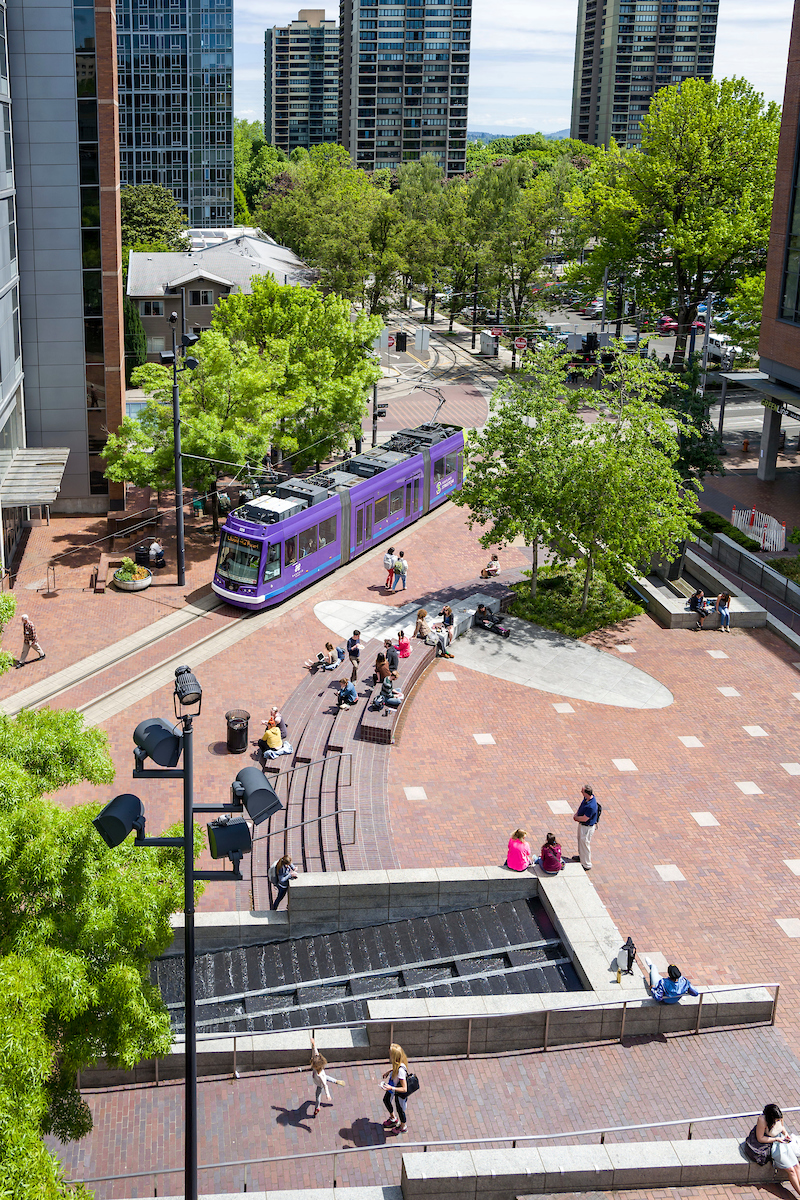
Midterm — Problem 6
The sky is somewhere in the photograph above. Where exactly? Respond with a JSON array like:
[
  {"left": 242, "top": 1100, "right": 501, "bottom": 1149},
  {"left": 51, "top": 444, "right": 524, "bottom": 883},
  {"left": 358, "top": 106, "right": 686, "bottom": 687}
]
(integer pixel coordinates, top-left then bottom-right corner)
[{"left": 234, "top": 0, "right": 795, "bottom": 135}]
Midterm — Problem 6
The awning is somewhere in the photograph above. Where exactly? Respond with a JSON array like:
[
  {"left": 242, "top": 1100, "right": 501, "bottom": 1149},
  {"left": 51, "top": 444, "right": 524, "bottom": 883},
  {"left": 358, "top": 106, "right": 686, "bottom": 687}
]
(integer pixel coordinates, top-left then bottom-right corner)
[
  {"left": 719, "top": 372, "right": 800, "bottom": 404},
  {"left": 0, "top": 447, "right": 70, "bottom": 507}
]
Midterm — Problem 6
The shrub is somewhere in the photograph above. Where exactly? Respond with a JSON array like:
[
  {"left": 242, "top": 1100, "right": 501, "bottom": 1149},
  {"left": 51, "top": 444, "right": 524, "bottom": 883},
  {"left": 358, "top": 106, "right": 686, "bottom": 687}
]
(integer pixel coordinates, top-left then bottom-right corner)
[
  {"left": 766, "top": 556, "right": 800, "bottom": 583},
  {"left": 510, "top": 564, "right": 642, "bottom": 639},
  {"left": 696, "top": 510, "right": 761, "bottom": 552}
]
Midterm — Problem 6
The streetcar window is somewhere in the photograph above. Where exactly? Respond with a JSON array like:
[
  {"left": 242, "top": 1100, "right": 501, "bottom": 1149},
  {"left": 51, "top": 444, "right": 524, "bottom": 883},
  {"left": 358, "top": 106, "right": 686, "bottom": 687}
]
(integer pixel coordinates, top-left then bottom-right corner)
[
  {"left": 318, "top": 515, "right": 337, "bottom": 547},
  {"left": 217, "top": 532, "right": 261, "bottom": 586},
  {"left": 299, "top": 525, "right": 318, "bottom": 558},
  {"left": 445, "top": 452, "right": 459, "bottom": 474},
  {"left": 262, "top": 543, "right": 281, "bottom": 583},
  {"left": 374, "top": 495, "right": 390, "bottom": 523},
  {"left": 390, "top": 487, "right": 403, "bottom": 514},
  {"left": 285, "top": 535, "right": 297, "bottom": 566},
  {"left": 433, "top": 456, "right": 445, "bottom": 479}
]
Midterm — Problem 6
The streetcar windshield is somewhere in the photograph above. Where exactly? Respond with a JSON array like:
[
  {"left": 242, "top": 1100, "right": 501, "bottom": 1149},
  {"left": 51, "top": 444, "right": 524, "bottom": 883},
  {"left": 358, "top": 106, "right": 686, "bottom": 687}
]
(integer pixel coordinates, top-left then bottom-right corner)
[{"left": 216, "top": 532, "right": 262, "bottom": 586}]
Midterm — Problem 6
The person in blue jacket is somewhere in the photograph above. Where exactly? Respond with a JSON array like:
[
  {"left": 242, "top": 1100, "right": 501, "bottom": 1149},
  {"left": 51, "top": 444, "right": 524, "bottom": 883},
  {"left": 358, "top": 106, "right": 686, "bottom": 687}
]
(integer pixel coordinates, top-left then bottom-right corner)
[{"left": 644, "top": 958, "right": 699, "bottom": 1004}]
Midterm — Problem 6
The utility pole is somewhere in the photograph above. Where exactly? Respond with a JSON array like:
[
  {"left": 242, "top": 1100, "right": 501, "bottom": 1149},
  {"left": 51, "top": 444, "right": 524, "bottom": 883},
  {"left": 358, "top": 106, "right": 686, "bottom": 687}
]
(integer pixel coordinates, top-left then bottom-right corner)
[
  {"left": 614, "top": 274, "right": 625, "bottom": 339},
  {"left": 600, "top": 266, "right": 609, "bottom": 333},
  {"left": 699, "top": 295, "right": 714, "bottom": 402},
  {"left": 170, "top": 318, "right": 186, "bottom": 589},
  {"left": 471, "top": 261, "right": 479, "bottom": 350},
  {"left": 372, "top": 382, "right": 378, "bottom": 447}
]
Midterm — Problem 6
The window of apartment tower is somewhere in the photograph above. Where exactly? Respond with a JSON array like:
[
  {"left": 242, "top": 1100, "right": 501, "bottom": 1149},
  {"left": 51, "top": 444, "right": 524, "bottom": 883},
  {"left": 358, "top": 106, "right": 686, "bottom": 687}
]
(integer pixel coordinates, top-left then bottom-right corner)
[
  {"left": 783, "top": 144, "right": 800, "bottom": 324},
  {"left": 189, "top": 289, "right": 213, "bottom": 305}
]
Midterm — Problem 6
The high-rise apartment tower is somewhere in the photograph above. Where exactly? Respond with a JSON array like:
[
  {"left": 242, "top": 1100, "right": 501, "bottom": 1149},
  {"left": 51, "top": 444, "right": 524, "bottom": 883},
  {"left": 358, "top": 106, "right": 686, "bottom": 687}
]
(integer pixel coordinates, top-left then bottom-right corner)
[
  {"left": 264, "top": 10, "right": 339, "bottom": 155},
  {"left": 570, "top": 0, "right": 717, "bottom": 150},
  {"left": 116, "top": 0, "right": 233, "bottom": 225},
  {"left": 338, "top": 0, "right": 470, "bottom": 175}
]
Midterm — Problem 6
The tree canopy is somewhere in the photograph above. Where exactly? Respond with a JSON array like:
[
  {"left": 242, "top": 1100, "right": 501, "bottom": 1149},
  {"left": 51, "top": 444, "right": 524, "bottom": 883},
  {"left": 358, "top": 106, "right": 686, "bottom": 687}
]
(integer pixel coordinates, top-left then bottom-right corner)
[
  {"left": 120, "top": 183, "right": 189, "bottom": 251},
  {"left": 0, "top": 707, "right": 199, "bottom": 1197},
  {"left": 567, "top": 77, "right": 780, "bottom": 358}
]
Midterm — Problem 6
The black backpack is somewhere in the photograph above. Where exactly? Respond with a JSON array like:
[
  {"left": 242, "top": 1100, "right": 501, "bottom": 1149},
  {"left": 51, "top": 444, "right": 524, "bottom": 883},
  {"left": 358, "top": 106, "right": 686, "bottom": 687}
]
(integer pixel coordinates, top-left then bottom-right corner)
[{"left": 406, "top": 1072, "right": 420, "bottom": 1096}]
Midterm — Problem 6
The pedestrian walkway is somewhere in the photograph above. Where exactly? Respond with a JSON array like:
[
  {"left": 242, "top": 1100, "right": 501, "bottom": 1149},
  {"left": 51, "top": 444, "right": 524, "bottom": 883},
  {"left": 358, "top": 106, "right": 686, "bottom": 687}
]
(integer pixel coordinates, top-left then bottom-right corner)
[{"left": 314, "top": 600, "right": 673, "bottom": 709}]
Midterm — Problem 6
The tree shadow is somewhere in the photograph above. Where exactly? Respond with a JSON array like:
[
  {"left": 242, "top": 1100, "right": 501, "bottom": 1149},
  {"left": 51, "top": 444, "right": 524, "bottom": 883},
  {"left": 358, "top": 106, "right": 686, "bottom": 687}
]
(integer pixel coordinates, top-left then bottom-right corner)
[
  {"left": 272, "top": 1101, "right": 316, "bottom": 1133},
  {"left": 582, "top": 615, "right": 644, "bottom": 649}
]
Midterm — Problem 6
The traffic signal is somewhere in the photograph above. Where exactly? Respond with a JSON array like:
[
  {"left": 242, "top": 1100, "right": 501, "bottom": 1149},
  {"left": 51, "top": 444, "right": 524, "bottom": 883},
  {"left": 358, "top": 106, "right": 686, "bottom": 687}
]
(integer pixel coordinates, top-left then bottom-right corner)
[{"left": 395, "top": 331, "right": 408, "bottom": 352}]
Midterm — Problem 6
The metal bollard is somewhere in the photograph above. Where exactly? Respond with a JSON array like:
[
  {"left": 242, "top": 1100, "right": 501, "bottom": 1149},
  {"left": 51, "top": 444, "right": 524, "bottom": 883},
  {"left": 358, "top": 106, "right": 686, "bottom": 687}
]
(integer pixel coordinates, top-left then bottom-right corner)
[
  {"left": 619, "top": 1001, "right": 627, "bottom": 1043},
  {"left": 466, "top": 1018, "right": 472, "bottom": 1059},
  {"left": 543, "top": 1009, "right": 551, "bottom": 1051},
  {"left": 694, "top": 992, "right": 704, "bottom": 1035},
  {"left": 772, "top": 984, "right": 780, "bottom": 1026}
]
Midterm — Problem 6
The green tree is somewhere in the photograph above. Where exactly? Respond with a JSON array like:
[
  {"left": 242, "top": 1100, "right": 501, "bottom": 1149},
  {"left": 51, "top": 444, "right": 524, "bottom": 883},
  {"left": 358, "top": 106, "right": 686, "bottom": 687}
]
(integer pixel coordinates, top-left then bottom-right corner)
[
  {"left": 123, "top": 294, "right": 147, "bottom": 386},
  {"left": 103, "top": 328, "right": 284, "bottom": 532},
  {"left": 559, "top": 343, "right": 700, "bottom": 609},
  {"left": 212, "top": 275, "right": 383, "bottom": 468},
  {"left": 243, "top": 143, "right": 289, "bottom": 212},
  {"left": 120, "top": 183, "right": 189, "bottom": 251},
  {"left": 568, "top": 77, "right": 780, "bottom": 360},
  {"left": 718, "top": 272, "right": 765, "bottom": 359},
  {"left": 233, "top": 180, "right": 250, "bottom": 225},
  {"left": 663, "top": 357, "right": 724, "bottom": 481},
  {"left": 0, "top": 591, "right": 15, "bottom": 676},
  {"left": 455, "top": 344, "right": 586, "bottom": 596},
  {"left": 0, "top": 707, "right": 198, "bottom": 1198}
]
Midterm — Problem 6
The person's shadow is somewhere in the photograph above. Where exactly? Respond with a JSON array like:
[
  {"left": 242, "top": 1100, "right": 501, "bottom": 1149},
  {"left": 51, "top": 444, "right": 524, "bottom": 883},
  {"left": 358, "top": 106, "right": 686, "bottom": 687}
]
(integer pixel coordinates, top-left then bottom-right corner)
[
  {"left": 339, "top": 1116, "right": 389, "bottom": 1147},
  {"left": 272, "top": 1101, "right": 317, "bottom": 1133}
]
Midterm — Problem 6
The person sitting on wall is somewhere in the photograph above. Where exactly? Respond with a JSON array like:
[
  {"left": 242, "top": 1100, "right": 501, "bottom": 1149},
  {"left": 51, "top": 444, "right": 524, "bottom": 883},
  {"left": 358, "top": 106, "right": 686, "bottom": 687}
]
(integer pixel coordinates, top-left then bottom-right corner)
[
  {"left": 336, "top": 678, "right": 358, "bottom": 709},
  {"left": 643, "top": 959, "right": 699, "bottom": 1004},
  {"left": 481, "top": 554, "right": 500, "bottom": 578}
]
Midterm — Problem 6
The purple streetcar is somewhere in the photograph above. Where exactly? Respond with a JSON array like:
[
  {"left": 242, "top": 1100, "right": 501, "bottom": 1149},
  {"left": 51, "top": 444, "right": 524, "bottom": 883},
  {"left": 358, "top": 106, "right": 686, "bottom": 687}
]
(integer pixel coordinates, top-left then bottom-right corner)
[{"left": 211, "top": 423, "right": 465, "bottom": 610}]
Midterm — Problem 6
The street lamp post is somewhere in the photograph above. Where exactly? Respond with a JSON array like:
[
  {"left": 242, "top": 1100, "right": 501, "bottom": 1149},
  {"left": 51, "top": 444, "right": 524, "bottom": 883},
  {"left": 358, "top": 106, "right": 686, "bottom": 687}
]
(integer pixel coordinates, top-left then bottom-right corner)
[
  {"left": 161, "top": 315, "right": 199, "bottom": 588},
  {"left": 92, "top": 667, "right": 283, "bottom": 1200}
]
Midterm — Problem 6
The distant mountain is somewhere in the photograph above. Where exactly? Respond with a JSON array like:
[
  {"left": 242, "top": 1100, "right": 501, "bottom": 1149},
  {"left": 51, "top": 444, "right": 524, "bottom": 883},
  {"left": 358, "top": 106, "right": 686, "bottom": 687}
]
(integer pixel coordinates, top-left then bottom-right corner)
[{"left": 467, "top": 128, "right": 572, "bottom": 143}]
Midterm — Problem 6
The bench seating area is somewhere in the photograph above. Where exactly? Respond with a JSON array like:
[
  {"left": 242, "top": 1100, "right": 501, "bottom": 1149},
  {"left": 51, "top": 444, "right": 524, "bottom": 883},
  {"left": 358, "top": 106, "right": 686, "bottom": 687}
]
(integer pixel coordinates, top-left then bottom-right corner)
[
  {"left": 359, "top": 639, "right": 437, "bottom": 745},
  {"left": 92, "top": 553, "right": 123, "bottom": 594}
]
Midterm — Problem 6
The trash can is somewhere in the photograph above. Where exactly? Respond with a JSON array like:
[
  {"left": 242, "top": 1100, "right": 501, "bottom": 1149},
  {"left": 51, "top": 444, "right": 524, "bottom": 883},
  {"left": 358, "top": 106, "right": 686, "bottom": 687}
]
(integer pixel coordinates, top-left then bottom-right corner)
[
  {"left": 225, "top": 709, "right": 250, "bottom": 754},
  {"left": 134, "top": 546, "right": 150, "bottom": 567}
]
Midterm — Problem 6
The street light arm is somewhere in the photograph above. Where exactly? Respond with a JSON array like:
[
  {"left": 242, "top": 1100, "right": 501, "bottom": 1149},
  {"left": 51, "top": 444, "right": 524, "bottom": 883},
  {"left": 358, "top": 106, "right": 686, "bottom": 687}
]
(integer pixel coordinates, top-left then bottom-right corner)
[{"left": 135, "top": 835, "right": 186, "bottom": 847}]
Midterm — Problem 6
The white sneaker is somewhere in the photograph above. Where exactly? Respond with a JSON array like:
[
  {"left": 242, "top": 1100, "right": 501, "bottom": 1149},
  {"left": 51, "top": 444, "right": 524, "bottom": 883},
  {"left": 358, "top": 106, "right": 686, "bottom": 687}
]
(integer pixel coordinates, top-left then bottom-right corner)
[{"left": 643, "top": 957, "right": 654, "bottom": 969}]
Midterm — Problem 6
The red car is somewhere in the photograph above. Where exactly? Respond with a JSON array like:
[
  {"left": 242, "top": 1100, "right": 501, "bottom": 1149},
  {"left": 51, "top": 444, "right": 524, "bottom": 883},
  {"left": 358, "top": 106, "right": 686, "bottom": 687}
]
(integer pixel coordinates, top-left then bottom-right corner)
[{"left": 656, "top": 315, "right": 705, "bottom": 334}]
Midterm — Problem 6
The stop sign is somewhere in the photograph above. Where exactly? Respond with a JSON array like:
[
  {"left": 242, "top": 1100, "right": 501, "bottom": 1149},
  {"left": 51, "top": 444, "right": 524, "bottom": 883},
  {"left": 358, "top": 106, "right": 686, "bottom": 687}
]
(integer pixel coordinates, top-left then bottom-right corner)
[
  {"left": 491, "top": 326, "right": 503, "bottom": 336},
  {"left": 514, "top": 337, "right": 528, "bottom": 350},
  {"left": 387, "top": 335, "right": 395, "bottom": 348}
]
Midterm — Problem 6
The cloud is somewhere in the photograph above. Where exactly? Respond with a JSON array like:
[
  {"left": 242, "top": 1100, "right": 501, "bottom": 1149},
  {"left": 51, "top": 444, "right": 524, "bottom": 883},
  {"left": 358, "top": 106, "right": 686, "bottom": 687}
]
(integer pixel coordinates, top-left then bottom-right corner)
[{"left": 234, "top": 0, "right": 795, "bottom": 133}]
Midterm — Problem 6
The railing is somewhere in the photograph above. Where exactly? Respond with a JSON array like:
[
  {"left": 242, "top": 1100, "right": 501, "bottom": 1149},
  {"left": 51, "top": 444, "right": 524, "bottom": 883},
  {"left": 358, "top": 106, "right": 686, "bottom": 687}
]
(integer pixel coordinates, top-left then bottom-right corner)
[
  {"left": 67, "top": 1100, "right": 799, "bottom": 1195},
  {"left": 88, "top": 980, "right": 779, "bottom": 1089}
]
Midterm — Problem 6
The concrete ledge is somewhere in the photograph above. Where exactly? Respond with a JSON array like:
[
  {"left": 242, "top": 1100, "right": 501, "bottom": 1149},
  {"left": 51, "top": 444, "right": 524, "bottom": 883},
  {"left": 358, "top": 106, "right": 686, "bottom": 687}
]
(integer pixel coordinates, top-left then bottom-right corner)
[
  {"left": 167, "top": 909, "right": 288, "bottom": 955},
  {"left": 114, "top": 1188, "right": 403, "bottom": 1200},
  {"left": 635, "top": 548, "right": 767, "bottom": 630},
  {"left": 401, "top": 1139, "right": 773, "bottom": 1200}
]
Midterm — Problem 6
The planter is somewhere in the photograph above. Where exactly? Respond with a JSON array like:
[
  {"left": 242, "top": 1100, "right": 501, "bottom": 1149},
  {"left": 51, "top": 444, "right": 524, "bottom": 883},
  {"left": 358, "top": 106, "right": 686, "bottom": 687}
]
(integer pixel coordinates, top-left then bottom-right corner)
[{"left": 113, "top": 567, "right": 152, "bottom": 592}]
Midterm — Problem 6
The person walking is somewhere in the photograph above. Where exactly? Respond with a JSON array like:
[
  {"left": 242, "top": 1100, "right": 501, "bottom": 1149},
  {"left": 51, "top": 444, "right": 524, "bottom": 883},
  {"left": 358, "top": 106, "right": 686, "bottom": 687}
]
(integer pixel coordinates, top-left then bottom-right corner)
[
  {"left": 381, "top": 1042, "right": 410, "bottom": 1133},
  {"left": 270, "top": 854, "right": 297, "bottom": 909},
  {"left": 346, "top": 629, "right": 364, "bottom": 682},
  {"left": 716, "top": 591, "right": 731, "bottom": 633},
  {"left": 383, "top": 547, "right": 396, "bottom": 591},
  {"left": 16, "top": 613, "right": 45, "bottom": 667},
  {"left": 302, "top": 1035, "right": 345, "bottom": 1116},
  {"left": 572, "top": 783, "right": 600, "bottom": 871},
  {"left": 392, "top": 550, "right": 408, "bottom": 591}
]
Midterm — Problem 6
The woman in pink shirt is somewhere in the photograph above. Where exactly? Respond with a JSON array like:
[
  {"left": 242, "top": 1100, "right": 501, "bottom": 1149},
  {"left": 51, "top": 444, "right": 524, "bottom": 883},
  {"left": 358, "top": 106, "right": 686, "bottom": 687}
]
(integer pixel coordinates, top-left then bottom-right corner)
[
  {"left": 506, "top": 828, "right": 532, "bottom": 871},
  {"left": 396, "top": 630, "right": 411, "bottom": 659}
]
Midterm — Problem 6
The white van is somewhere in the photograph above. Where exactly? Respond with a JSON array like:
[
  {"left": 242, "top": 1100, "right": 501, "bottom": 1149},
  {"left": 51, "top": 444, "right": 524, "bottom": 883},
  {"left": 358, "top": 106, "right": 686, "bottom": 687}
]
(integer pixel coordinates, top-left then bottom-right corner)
[{"left": 705, "top": 331, "right": 743, "bottom": 362}]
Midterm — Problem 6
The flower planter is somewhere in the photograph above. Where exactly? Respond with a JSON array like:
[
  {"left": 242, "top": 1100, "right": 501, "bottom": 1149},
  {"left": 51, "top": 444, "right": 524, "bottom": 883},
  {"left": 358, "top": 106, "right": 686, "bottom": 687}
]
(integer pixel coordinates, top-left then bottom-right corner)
[{"left": 113, "top": 568, "right": 152, "bottom": 592}]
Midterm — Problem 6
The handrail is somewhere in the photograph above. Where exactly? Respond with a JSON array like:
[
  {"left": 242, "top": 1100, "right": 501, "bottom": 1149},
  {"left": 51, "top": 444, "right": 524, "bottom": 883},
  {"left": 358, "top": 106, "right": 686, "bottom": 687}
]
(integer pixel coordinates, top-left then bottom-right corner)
[
  {"left": 259, "top": 751, "right": 352, "bottom": 807},
  {"left": 166, "top": 978, "right": 778, "bottom": 1046},
  {"left": 250, "top": 808, "right": 357, "bottom": 873},
  {"left": 68, "top": 1100, "right": 800, "bottom": 1189}
]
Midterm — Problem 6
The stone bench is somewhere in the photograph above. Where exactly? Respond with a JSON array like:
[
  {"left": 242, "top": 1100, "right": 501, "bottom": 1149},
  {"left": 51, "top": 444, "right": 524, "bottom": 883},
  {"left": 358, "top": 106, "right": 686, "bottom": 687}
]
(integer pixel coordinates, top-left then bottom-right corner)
[
  {"left": 295, "top": 713, "right": 337, "bottom": 764},
  {"left": 401, "top": 1138, "right": 773, "bottom": 1200},
  {"left": 360, "top": 641, "right": 437, "bottom": 745}
]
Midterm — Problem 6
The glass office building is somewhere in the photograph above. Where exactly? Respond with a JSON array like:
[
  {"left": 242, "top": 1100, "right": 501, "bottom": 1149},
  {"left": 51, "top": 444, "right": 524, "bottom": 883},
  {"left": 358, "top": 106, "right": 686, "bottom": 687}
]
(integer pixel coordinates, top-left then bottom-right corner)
[
  {"left": 116, "top": 0, "right": 233, "bottom": 225},
  {"left": 339, "top": 0, "right": 470, "bottom": 175}
]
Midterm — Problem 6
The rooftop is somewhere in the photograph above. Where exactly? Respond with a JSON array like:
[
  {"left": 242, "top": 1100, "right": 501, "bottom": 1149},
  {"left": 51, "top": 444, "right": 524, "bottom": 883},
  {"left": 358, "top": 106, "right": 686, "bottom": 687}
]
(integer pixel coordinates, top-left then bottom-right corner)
[{"left": 127, "top": 232, "right": 313, "bottom": 299}]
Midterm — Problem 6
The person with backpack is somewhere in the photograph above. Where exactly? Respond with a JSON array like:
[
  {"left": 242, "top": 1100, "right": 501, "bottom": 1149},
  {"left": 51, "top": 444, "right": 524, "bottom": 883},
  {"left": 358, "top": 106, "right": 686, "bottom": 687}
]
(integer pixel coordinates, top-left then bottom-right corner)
[
  {"left": 381, "top": 1042, "right": 415, "bottom": 1133},
  {"left": 383, "top": 547, "right": 396, "bottom": 591},
  {"left": 572, "top": 783, "right": 601, "bottom": 871},
  {"left": 270, "top": 854, "right": 297, "bottom": 909},
  {"left": 392, "top": 550, "right": 408, "bottom": 591}
]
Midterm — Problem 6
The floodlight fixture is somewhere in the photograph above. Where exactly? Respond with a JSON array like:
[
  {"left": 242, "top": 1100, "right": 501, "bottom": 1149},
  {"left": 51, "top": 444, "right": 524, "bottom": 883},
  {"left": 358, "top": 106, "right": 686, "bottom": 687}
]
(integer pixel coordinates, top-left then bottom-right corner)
[
  {"left": 174, "top": 665, "right": 202, "bottom": 717},
  {"left": 207, "top": 815, "right": 252, "bottom": 871},
  {"left": 133, "top": 716, "right": 183, "bottom": 768},
  {"left": 231, "top": 766, "right": 284, "bottom": 826},
  {"left": 93, "top": 793, "right": 146, "bottom": 848}
]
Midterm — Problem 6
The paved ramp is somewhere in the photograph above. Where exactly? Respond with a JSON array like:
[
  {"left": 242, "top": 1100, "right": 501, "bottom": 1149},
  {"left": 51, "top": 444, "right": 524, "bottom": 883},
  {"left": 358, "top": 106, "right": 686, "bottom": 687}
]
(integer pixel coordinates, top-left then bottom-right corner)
[{"left": 313, "top": 600, "right": 673, "bottom": 710}]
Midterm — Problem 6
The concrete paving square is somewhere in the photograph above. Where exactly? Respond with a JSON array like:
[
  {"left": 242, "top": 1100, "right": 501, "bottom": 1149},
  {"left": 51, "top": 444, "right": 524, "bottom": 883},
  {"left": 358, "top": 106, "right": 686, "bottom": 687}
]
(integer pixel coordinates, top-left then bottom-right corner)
[
  {"left": 735, "top": 781, "right": 763, "bottom": 794},
  {"left": 437, "top": 672, "right": 457, "bottom": 681},
  {"left": 782, "top": 763, "right": 800, "bottom": 774},
  {"left": 473, "top": 733, "right": 496, "bottom": 745},
  {"left": 785, "top": 861, "right": 800, "bottom": 876},
  {"left": 707, "top": 649, "right": 729, "bottom": 659},
  {"left": 654, "top": 864, "right": 686, "bottom": 882},
  {"left": 678, "top": 736, "right": 704, "bottom": 748},
  {"left": 717, "top": 686, "right": 741, "bottom": 697},
  {"left": 612, "top": 758, "right": 638, "bottom": 771},
  {"left": 616, "top": 645, "right": 636, "bottom": 653},
  {"left": 776, "top": 918, "right": 800, "bottom": 937},
  {"left": 403, "top": 786, "right": 427, "bottom": 801},
  {"left": 548, "top": 800, "right": 574, "bottom": 814},
  {"left": 743, "top": 725, "right": 768, "bottom": 737},
  {"left": 553, "top": 702, "right": 575, "bottom": 713},
  {"left": 691, "top": 812, "right": 720, "bottom": 827}
]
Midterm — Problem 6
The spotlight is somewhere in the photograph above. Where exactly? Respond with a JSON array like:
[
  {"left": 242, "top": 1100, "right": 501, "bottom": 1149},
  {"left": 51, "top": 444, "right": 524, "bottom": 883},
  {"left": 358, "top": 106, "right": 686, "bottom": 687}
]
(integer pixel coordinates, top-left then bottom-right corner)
[
  {"left": 93, "top": 793, "right": 146, "bottom": 848},
  {"left": 231, "top": 766, "right": 284, "bottom": 825}
]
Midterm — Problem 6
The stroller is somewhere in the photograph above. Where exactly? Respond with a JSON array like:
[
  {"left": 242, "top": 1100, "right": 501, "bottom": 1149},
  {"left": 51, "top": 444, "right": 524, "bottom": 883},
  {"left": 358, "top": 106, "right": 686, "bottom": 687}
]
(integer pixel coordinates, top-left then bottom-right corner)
[{"left": 474, "top": 604, "right": 510, "bottom": 639}]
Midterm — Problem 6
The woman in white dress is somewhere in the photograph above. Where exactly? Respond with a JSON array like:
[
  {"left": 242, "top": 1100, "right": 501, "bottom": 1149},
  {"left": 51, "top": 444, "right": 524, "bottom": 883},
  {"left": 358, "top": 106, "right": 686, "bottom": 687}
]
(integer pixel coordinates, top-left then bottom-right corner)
[
  {"left": 746, "top": 1104, "right": 800, "bottom": 1193},
  {"left": 302, "top": 1035, "right": 345, "bottom": 1116}
]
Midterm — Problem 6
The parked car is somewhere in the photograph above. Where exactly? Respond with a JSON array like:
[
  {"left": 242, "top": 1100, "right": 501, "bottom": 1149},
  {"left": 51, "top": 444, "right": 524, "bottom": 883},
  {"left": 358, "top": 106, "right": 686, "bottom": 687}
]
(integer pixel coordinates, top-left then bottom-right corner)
[
  {"left": 656, "top": 315, "right": 705, "bottom": 334},
  {"left": 705, "top": 332, "right": 743, "bottom": 362},
  {"left": 581, "top": 299, "right": 604, "bottom": 317}
]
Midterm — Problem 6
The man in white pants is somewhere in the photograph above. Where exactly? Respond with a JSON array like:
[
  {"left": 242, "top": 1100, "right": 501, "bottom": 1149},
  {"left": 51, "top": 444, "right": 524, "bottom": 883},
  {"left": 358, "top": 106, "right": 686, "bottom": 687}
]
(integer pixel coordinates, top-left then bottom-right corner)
[
  {"left": 572, "top": 783, "right": 599, "bottom": 871},
  {"left": 16, "top": 614, "right": 45, "bottom": 667}
]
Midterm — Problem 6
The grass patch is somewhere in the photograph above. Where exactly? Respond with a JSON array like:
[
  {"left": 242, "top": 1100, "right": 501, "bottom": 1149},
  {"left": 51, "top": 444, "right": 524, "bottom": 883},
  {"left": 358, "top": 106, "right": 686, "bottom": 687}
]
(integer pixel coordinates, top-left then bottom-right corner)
[
  {"left": 509, "top": 564, "right": 643, "bottom": 639},
  {"left": 765, "top": 556, "right": 800, "bottom": 583},
  {"left": 696, "top": 510, "right": 761, "bottom": 552}
]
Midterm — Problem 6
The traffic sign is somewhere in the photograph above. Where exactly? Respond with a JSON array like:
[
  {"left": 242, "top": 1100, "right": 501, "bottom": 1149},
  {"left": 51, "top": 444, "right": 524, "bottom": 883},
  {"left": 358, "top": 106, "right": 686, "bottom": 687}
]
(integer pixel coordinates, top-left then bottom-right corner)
[
  {"left": 387, "top": 335, "right": 395, "bottom": 348},
  {"left": 514, "top": 337, "right": 528, "bottom": 350},
  {"left": 375, "top": 403, "right": 389, "bottom": 413},
  {"left": 490, "top": 326, "right": 503, "bottom": 336}
]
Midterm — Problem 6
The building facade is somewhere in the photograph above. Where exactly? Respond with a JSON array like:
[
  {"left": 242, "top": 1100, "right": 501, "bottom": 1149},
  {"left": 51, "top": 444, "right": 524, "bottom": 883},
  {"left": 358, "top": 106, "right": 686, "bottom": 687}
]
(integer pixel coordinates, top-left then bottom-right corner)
[
  {"left": 338, "top": 0, "right": 470, "bottom": 175},
  {"left": 570, "top": 0, "right": 717, "bottom": 150},
  {"left": 264, "top": 10, "right": 339, "bottom": 155},
  {"left": 8, "top": 0, "right": 125, "bottom": 512},
  {"left": 116, "top": 0, "right": 233, "bottom": 226}
]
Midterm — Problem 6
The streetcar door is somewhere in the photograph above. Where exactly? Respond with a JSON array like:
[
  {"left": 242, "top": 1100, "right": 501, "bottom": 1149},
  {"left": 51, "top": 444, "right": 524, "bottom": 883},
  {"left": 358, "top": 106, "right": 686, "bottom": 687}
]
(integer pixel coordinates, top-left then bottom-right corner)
[
  {"left": 413, "top": 475, "right": 421, "bottom": 512},
  {"left": 405, "top": 480, "right": 413, "bottom": 517},
  {"left": 365, "top": 502, "right": 373, "bottom": 542},
  {"left": 355, "top": 505, "right": 364, "bottom": 548}
]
